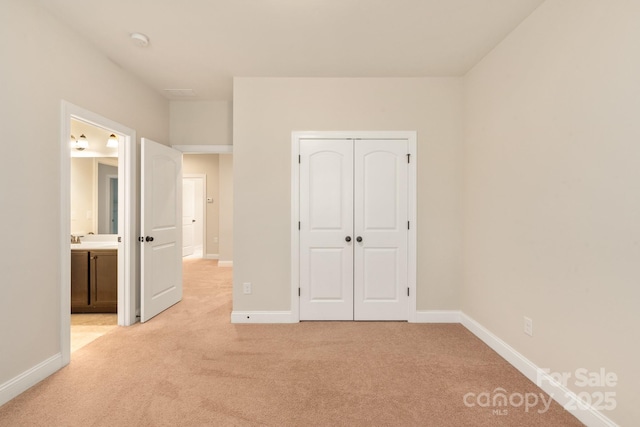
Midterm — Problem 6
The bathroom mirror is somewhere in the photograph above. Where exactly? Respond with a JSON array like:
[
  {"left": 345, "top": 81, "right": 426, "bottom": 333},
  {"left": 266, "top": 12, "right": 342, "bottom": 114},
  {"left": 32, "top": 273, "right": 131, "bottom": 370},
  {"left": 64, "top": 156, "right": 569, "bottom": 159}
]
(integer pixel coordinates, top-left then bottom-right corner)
[{"left": 70, "top": 157, "right": 118, "bottom": 235}]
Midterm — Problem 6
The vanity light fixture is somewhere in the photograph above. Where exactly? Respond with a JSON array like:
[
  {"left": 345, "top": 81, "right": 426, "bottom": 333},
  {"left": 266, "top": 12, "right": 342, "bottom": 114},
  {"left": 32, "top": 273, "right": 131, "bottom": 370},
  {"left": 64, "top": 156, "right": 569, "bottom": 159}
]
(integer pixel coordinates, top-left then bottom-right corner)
[
  {"left": 71, "top": 134, "right": 89, "bottom": 151},
  {"left": 106, "top": 134, "right": 119, "bottom": 148},
  {"left": 77, "top": 134, "right": 89, "bottom": 150}
]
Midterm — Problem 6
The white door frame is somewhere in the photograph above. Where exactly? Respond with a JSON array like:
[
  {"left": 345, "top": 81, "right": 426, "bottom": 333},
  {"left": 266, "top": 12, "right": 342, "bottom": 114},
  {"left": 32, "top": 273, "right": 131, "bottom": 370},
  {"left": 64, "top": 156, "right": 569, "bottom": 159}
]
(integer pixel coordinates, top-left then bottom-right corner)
[
  {"left": 60, "top": 101, "right": 137, "bottom": 365},
  {"left": 183, "top": 174, "right": 207, "bottom": 257},
  {"left": 291, "top": 131, "right": 417, "bottom": 323}
]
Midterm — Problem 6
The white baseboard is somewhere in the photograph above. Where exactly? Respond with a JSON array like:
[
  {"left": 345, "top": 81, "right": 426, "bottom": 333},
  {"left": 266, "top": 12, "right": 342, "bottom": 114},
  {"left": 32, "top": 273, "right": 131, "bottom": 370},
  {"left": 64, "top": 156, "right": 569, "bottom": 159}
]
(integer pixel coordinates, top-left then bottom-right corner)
[
  {"left": 218, "top": 260, "right": 233, "bottom": 267},
  {"left": 231, "top": 311, "right": 295, "bottom": 323},
  {"left": 0, "top": 353, "right": 63, "bottom": 406},
  {"left": 460, "top": 314, "right": 618, "bottom": 427},
  {"left": 204, "top": 253, "right": 219, "bottom": 260},
  {"left": 414, "top": 310, "right": 461, "bottom": 323}
]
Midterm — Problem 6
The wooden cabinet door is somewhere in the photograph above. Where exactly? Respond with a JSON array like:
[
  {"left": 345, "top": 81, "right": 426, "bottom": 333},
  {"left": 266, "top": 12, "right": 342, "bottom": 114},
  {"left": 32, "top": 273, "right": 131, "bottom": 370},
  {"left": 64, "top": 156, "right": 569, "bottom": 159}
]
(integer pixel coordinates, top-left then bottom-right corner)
[
  {"left": 71, "top": 250, "right": 90, "bottom": 312},
  {"left": 90, "top": 250, "right": 118, "bottom": 313}
]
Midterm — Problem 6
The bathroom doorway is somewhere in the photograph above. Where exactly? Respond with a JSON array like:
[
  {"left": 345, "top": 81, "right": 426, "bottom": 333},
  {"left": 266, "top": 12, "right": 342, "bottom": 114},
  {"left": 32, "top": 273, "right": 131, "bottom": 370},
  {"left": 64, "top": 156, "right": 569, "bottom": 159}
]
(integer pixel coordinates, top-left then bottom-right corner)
[
  {"left": 61, "top": 101, "right": 137, "bottom": 365},
  {"left": 69, "top": 119, "right": 119, "bottom": 353}
]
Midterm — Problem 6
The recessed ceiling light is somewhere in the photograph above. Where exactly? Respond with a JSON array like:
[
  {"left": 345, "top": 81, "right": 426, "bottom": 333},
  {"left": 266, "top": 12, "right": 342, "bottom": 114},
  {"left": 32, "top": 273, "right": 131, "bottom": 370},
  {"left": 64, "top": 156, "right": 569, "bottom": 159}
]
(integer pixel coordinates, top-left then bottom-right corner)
[{"left": 130, "top": 32, "right": 149, "bottom": 47}]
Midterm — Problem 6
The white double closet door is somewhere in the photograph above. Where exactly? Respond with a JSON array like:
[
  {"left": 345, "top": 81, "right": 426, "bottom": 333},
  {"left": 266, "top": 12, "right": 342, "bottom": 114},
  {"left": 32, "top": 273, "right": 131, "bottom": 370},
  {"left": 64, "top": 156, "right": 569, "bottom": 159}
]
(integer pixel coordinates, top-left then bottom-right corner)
[{"left": 300, "top": 138, "right": 409, "bottom": 321}]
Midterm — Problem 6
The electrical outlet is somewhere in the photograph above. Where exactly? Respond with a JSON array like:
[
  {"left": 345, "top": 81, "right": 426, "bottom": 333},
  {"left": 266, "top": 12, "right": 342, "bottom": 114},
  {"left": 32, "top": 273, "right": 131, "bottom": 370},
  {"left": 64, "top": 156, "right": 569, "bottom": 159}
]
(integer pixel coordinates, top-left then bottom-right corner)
[
  {"left": 524, "top": 316, "right": 533, "bottom": 336},
  {"left": 214, "top": 237, "right": 219, "bottom": 243},
  {"left": 243, "top": 282, "right": 252, "bottom": 295}
]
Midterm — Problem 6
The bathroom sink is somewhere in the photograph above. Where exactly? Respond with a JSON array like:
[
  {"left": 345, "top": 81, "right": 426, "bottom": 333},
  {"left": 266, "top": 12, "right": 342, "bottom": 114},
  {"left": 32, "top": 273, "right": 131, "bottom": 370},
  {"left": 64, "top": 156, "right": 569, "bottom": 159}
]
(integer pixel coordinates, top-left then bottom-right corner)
[{"left": 70, "top": 234, "right": 118, "bottom": 250}]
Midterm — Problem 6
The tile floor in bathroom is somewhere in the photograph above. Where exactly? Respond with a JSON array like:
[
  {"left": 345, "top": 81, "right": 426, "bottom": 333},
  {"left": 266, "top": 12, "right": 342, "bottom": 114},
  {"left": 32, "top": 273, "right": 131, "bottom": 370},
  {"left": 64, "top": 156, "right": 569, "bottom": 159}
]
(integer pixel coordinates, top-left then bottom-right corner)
[{"left": 70, "top": 314, "right": 118, "bottom": 353}]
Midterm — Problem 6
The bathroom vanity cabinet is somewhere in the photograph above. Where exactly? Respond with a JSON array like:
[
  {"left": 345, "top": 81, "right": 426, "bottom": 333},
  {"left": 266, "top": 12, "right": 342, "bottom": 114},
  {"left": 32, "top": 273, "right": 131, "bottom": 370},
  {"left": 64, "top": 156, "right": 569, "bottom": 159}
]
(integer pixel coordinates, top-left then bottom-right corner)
[{"left": 71, "top": 249, "right": 117, "bottom": 313}]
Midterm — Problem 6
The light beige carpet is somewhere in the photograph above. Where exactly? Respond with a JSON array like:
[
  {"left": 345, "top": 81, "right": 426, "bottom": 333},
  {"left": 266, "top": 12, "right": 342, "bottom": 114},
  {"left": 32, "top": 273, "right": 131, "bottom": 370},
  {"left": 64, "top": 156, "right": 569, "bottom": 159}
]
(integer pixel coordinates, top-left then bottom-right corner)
[{"left": 0, "top": 259, "right": 583, "bottom": 426}]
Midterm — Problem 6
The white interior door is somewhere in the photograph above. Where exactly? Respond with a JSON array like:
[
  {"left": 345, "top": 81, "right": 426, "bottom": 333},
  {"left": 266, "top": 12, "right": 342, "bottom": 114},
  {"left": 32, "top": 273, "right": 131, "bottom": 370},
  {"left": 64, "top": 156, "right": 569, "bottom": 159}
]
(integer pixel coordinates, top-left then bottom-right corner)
[
  {"left": 299, "top": 138, "right": 409, "bottom": 321},
  {"left": 182, "top": 178, "right": 195, "bottom": 257},
  {"left": 354, "top": 140, "right": 408, "bottom": 320},
  {"left": 141, "top": 138, "right": 183, "bottom": 322},
  {"left": 192, "top": 177, "right": 204, "bottom": 254},
  {"left": 299, "top": 139, "right": 354, "bottom": 320}
]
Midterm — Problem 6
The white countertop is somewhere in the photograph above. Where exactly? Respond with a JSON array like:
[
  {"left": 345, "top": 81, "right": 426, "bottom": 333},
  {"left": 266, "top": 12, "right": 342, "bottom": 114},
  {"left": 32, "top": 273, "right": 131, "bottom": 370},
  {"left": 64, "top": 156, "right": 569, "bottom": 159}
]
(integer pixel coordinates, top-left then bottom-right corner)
[
  {"left": 71, "top": 241, "right": 118, "bottom": 250},
  {"left": 70, "top": 235, "right": 118, "bottom": 250}
]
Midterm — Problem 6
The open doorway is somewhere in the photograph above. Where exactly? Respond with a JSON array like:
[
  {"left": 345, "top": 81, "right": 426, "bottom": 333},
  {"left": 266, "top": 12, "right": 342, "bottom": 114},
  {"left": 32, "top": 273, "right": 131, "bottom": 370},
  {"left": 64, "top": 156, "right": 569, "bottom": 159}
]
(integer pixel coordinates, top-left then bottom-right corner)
[
  {"left": 61, "top": 101, "right": 137, "bottom": 365},
  {"left": 69, "top": 119, "right": 119, "bottom": 353},
  {"left": 172, "top": 150, "right": 233, "bottom": 267},
  {"left": 179, "top": 150, "right": 233, "bottom": 269}
]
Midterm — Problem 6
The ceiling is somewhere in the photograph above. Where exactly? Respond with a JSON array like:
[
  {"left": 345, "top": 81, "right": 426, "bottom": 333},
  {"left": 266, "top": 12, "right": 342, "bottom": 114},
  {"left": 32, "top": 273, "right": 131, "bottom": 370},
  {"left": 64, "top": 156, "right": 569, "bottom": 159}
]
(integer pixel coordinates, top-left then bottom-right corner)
[{"left": 39, "top": 0, "right": 545, "bottom": 101}]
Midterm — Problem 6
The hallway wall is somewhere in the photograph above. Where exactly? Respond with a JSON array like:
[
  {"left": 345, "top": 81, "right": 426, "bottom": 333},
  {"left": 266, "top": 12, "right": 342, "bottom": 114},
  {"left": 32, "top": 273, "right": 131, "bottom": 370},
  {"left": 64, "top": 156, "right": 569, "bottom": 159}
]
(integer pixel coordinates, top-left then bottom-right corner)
[{"left": 0, "top": 0, "right": 169, "bottom": 401}]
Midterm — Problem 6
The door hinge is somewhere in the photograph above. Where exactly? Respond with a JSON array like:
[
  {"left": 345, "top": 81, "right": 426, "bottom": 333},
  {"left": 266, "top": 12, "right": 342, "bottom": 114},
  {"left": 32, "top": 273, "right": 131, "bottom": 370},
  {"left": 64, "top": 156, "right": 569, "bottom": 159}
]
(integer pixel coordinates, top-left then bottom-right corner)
[
  {"left": 298, "top": 287, "right": 301, "bottom": 297},
  {"left": 407, "top": 221, "right": 410, "bottom": 230},
  {"left": 298, "top": 221, "right": 301, "bottom": 230},
  {"left": 298, "top": 155, "right": 301, "bottom": 164},
  {"left": 407, "top": 153, "right": 411, "bottom": 163},
  {"left": 407, "top": 287, "right": 410, "bottom": 297}
]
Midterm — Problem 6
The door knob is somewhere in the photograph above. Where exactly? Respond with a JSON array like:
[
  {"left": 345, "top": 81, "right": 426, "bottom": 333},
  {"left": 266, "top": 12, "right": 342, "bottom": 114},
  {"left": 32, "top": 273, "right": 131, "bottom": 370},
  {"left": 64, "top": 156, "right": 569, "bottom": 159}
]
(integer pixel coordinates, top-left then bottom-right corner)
[
  {"left": 345, "top": 236, "right": 351, "bottom": 242},
  {"left": 145, "top": 236, "right": 154, "bottom": 242},
  {"left": 356, "top": 236, "right": 363, "bottom": 242}
]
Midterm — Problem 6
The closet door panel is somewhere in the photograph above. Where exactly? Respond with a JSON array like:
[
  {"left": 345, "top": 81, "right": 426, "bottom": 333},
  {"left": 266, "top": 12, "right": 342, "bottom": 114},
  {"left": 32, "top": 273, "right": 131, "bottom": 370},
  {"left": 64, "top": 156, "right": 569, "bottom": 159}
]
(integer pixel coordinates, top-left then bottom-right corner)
[
  {"left": 354, "top": 140, "right": 408, "bottom": 320},
  {"left": 299, "top": 139, "right": 354, "bottom": 320}
]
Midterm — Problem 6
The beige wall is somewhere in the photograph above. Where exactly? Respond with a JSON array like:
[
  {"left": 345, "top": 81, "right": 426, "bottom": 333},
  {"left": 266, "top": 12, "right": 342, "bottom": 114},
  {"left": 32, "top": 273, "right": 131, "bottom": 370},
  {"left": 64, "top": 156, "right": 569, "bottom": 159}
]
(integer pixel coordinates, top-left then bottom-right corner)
[
  {"left": 170, "top": 101, "right": 232, "bottom": 146},
  {"left": 463, "top": 0, "right": 640, "bottom": 424},
  {"left": 219, "top": 154, "right": 234, "bottom": 264},
  {"left": 183, "top": 154, "right": 220, "bottom": 256},
  {"left": 233, "top": 77, "right": 463, "bottom": 312},
  {"left": 0, "top": 0, "right": 168, "bottom": 389}
]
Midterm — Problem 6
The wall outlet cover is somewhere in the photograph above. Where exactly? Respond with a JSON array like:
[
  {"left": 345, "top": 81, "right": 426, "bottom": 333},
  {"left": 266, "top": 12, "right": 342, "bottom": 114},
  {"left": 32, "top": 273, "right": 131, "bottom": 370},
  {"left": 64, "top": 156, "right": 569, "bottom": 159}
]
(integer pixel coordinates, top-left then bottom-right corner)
[
  {"left": 524, "top": 316, "right": 533, "bottom": 336},
  {"left": 243, "top": 282, "right": 252, "bottom": 294}
]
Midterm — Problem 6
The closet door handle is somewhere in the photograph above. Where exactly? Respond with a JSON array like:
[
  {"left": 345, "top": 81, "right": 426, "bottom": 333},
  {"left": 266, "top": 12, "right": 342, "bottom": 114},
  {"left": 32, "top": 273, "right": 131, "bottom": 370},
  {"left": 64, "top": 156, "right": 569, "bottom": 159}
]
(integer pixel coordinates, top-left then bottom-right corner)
[
  {"left": 356, "top": 236, "right": 363, "bottom": 243},
  {"left": 345, "top": 236, "right": 351, "bottom": 242}
]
